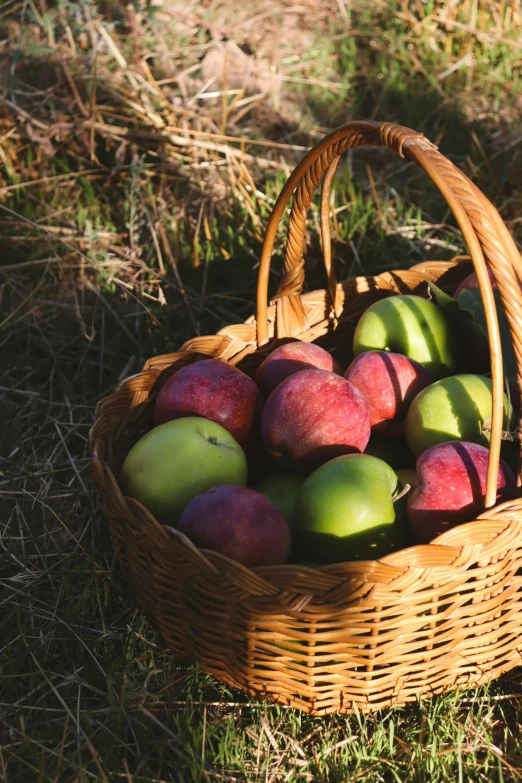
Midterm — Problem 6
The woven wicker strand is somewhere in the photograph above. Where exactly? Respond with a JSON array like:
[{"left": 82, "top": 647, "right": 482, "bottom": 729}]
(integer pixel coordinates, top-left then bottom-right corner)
[{"left": 90, "top": 120, "right": 522, "bottom": 715}]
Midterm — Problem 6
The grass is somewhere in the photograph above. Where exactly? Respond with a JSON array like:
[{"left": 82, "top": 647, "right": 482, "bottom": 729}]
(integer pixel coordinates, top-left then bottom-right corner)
[{"left": 1, "top": 0, "right": 522, "bottom": 779}]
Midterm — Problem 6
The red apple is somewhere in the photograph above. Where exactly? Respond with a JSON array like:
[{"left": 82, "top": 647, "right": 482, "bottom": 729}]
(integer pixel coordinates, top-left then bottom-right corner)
[
  {"left": 255, "top": 341, "right": 341, "bottom": 397},
  {"left": 177, "top": 485, "right": 291, "bottom": 567},
  {"left": 454, "top": 270, "right": 522, "bottom": 385},
  {"left": 454, "top": 269, "right": 495, "bottom": 298},
  {"left": 344, "top": 351, "right": 431, "bottom": 435},
  {"left": 407, "top": 441, "right": 516, "bottom": 544},
  {"left": 261, "top": 369, "right": 371, "bottom": 473},
  {"left": 454, "top": 268, "right": 522, "bottom": 298},
  {"left": 154, "top": 359, "right": 262, "bottom": 450}
]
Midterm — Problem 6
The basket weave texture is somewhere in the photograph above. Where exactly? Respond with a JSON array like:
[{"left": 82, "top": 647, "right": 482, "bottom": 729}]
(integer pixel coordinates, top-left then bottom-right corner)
[{"left": 90, "top": 121, "right": 522, "bottom": 714}]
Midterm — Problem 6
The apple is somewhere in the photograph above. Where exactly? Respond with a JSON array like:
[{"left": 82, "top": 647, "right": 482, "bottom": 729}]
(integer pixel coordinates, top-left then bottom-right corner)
[
  {"left": 396, "top": 468, "right": 420, "bottom": 489},
  {"left": 255, "top": 472, "right": 305, "bottom": 529},
  {"left": 508, "top": 382, "right": 521, "bottom": 417},
  {"left": 454, "top": 268, "right": 496, "bottom": 298},
  {"left": 407, "top": 441, "right": 516, "bottom": 544},
  {"left": 364, "top": 436, "right": 415, "bottom": 470},
  {"left": 255, "top": 341, "right": 341, "bottom": 397},
  {"left": 405, "top": 374, "right": 513, "bottom": 457},
  {"left": 353, "top": 294, "right": 456, "bottom": 380},
  {"left": 153, "top": 359, "right": 262, "bottom": 451},
  {"left": 294, "top": 454, "right": 404, "bottom": 563},
  {"left": 453, "top": 268, "right": 522, "bottom": 298},
  {"left": 177, "top": 485, "right": 291, "bottom": 567},
  {"left": 344, "top": 350, "right": 431, "bottom": 434},
  {"left": 453, "top": 273, "right": 520, "bottom": 402},
  {"left": 261, "top": 369, "right": 371, "bottom": 474},
  {"left": 119, "top": 417, "right": 247, "bottom": 525}
]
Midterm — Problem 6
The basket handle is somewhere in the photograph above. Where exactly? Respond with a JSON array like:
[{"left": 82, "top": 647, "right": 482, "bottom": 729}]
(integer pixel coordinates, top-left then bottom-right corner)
[{"left": 256, "top": 120, "right": 522, "bottom": 506}]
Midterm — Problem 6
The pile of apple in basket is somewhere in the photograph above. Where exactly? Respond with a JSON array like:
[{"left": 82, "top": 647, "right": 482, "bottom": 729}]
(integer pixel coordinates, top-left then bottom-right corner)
[{"left": 120, "top": 271, "right": 518, "bottom": 568}]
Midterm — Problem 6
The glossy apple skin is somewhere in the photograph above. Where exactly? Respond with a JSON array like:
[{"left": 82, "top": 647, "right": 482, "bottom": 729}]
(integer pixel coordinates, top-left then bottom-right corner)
[
  {"left": 353, "top": 295, "right": 456, "bottom": 380},
  {"left": 345, "top": 350, "right": 431, "bottom": 434},
  {"left": 405, "top": 374, "right": 513, "bottom": 457},
  {"left": 294, "top": 454, "right": 403, "bottom": 563},
  {"left": 261, "top": 369, "right": 371, "bottom": 474},
  {"left": 178, "top": 485, "right": 291, "bottom": 567},
  {"left": 454, "top": 269, "right": 497, "bottom": 298},
  {"left": 119, "top": 418, "right": 247, "bottom": 525},
  {"left": 255, "top": 341, "right": 341, "bottom": 397},
  {"left": 455, "top": 269, "right": 522, "bottom": 297},
  {"left": 255, "top": 472, "right": 305, "bottom": 530},
  {"left": 408, "top": 441, "right": 516, "bottom": 544},
  {"left": 153, "top": 359, "right": 262, "bottom": 451}
]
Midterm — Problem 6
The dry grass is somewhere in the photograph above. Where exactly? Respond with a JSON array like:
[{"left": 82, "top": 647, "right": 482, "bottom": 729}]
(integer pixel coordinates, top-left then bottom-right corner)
[{"left": 1, "top": 0, "right": 522, "bottom": 780}]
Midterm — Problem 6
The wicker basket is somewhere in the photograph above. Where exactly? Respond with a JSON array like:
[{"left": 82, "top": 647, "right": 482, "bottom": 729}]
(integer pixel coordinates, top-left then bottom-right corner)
[{"left": 90, "top": 120, "right": 522, "bottom": 715}]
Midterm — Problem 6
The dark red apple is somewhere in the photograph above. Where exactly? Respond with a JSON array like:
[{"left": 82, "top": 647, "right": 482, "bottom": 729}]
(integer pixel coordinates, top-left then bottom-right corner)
[
  {"left": 454, "top": 269, "right": 496, "bottom": 298},
  {"left": 453, "top": 269, "right": 522, "bottom": 391},
  {"left": 154, "top": 359, "right": 262, "bottom": 450},
  {"left": 454, "top": 268, "right": 522, "bottom": 298},
  {"left": 255, "top": 341, "right": 341, "bottom": 397},
  {"left": 407, "top": 441, "right": 516, "bottom": 544},
  {"left": 261, "top": 369, "right": 371, "bottom": 473},
  {"left": 177, "top": 485, "right": 291, "bottom": 567},
  {"left": 344, "top": 350, "right": 431, "bottom": 435},
  {"left": 453, "top": 269, "right": 497, "bottom": 374}
]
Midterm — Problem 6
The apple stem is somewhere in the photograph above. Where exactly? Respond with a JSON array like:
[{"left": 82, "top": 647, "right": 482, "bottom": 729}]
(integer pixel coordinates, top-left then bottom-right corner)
[{"left": 393, "top": 484, "right": 411, "bottom": 503}]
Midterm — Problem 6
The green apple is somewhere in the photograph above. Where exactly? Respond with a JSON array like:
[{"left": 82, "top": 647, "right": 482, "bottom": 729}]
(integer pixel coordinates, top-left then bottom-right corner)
[
  {"left": 353, "top": 295, "right": 456, "bottom": 380},
  {"left": 255, "top": 472, "right": 305, "bottom": 529},
  {"left": 395, "top": 468, "right": 419, "bottom": 489},
  {"left": 364, "top": 436, "right": 415, "bottom": 470},
  {"left": 405, "top": 374, "right": 514, "bottom": 457},
  {"left": 294, "top": 454, "right": 403, "bottom": 564},
  {"left": 119, "top": 417, "right": 247, "bottom": 524}
]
